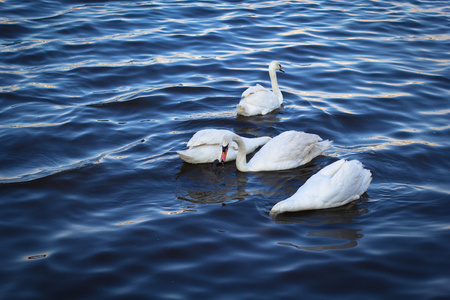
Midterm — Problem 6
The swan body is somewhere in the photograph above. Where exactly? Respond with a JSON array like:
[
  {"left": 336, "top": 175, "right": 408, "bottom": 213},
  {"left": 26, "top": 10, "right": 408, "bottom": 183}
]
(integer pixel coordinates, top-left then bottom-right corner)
[
  {"left": 270, "top": 159, "right": 372, "bottom": 215},
  {"left": 221, "top": 131, "right": 332, "bottom": 172},
  {"left": 177, "top": 129, "right": 271, "bottom": 164},
  {"left": 237, "top": 61, "right": 285, "bottom": 116}
]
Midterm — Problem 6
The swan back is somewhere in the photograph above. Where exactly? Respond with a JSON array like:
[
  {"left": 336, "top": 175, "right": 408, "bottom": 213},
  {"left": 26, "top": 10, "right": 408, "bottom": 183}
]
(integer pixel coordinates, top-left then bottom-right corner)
[
  {"left": 187, "top": 129, "right": 234, "bottom": 149},
  {"left": 246, "top": 131, "right": 332, "bottom": 171},
  {"left": 270, "top": 159, "right": 372, "bottom": 215},
  {"left": 238, "top": 89, "right": 280, "bottom": 116},
  {"left": 241, "top": 84, "right": 266, "bottom": 100}
]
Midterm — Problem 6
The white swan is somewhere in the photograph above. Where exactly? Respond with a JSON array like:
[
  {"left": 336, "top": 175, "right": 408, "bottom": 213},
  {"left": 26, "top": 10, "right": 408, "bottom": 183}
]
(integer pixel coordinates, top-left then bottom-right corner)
[
  {"left": 220, "top": 130, "right": 332, "bottom": 172},
  {"left": 237, "top": 61, "right": 285, "bottom": 116},
  {"left": 177, "top": 129, "right": 271, "bottom": 164},
  {"left": 270, "top": 159, "right": 372, "bottom": 216}
]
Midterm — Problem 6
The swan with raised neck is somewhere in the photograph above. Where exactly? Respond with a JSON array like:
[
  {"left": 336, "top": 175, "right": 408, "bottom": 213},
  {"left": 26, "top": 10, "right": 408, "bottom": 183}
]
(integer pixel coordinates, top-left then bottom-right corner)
[
  {"left": 220, "top": 131, "right": 332, "bottom": 172},
  {"left": 237, "top": 60, "right": 285, "bottom": 116},
  {"left": 268, "top": 60, "right": 283, "bottom": 105}
]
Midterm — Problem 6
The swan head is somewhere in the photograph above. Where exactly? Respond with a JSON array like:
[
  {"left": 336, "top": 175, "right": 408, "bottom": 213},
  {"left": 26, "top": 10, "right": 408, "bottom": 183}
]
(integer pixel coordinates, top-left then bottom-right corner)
[
  {"left": 270, "top": 61, "right": 285, "bottom": 73},
  {"left": 220, "top": 135, "right": 232, "bottom": 163}
]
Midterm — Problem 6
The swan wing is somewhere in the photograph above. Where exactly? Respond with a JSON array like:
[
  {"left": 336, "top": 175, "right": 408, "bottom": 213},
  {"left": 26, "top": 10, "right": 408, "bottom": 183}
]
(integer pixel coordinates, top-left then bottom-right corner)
[
  {"left": 177, "top": 145, "right": 222, "bottom": 164},
  {"left": 187, "top": 129, "right": 234, "bottom": 149},
  {"left": 241, "top": 84, "right": 266, "bottom": 99},
  {"left": 238, "top": 85, "right": 279, "bottom": 116}
]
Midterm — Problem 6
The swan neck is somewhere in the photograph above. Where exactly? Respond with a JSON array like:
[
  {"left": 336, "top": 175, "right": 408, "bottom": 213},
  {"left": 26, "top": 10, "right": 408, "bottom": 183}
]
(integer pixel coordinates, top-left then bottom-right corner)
[
  {"left": 232, "top": 135, "right": 249, "bottom": 172},
  {"left": 253, "top": 136, "right": 271, "bottom": 148},
  {"left": 269, "top": 67, "right": 283, "bottom": 104}
]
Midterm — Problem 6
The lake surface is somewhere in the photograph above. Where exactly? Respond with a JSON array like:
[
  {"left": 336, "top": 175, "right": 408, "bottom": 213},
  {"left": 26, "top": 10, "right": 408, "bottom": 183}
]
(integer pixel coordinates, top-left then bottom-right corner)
[{"left": 1, "top": 0, "right": 449, "bottom": 299}]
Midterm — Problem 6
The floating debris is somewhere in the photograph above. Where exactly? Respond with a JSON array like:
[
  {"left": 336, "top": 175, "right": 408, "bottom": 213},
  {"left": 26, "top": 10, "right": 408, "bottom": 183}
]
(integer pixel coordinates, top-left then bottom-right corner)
[{"left": 27, "top": 254, "right": 47, "bottom": 260}]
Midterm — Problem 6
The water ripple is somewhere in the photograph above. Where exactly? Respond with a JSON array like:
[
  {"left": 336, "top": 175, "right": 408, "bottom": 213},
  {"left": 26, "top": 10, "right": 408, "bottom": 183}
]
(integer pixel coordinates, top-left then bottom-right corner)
[{"left": 1, "top": 0, "right": 449, "bottom": 299}]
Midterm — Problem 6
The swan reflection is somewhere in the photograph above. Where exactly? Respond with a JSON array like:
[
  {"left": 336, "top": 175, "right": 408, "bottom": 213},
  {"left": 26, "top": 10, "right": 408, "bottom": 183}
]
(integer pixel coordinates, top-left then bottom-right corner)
[
  {"left": 278, "top": 228, "right": 362, "bottom": 251},
  {"left": 176, "top": 162, "right": 249, "bottom": 204},
  {"left": 176, "top": 158, "right": 327, "bottom": 205},
  {"left": 271, "top": 196, "right": 370, "bottom": 251},
  {"left": 235, "top": 109, "right": 282, "bottom": 126},
  {"left": 176, "top": 157, "right": 368, "bottom": 251}
]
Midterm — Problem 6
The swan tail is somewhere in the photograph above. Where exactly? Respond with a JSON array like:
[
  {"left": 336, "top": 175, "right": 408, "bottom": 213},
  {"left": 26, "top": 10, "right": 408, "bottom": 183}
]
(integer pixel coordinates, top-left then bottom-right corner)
[
  {"left": 319, "top": 159, "right": 347, "bottom": 176},
  {"left": 344, "top": 163, "right": 372, "bottom": 200},
  {"left": 330, "top": 160, "right": 372, "bottom": 195},
  {"left": 237, "top": 104, "right": 247, "bottom": 115},
  {"left": 305, "top": 139, "right": 332, "bottom": 158},
  {"left": 359, "top": 167, "right": 373, "bottom": 194},
  {"left": 297, "top": 139, "right": 333, "bottom": 166},
  {"left": 318, "top": 139, "right": 333, "bottom": 153}
]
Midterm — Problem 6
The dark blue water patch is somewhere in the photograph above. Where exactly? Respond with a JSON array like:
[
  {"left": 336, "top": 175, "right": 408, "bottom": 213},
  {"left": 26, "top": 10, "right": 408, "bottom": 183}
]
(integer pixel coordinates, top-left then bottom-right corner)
[
  {"left": 0, "top": 73, "right": 28, "bottom": 93},
  {"left": 223, "top": 15, "right": 255, "bottom": 27},
  {"left": 86, "top": 94, "right": 169, "bottom": 118},
  {"left": 1, "top": 0, "right": 69, "bottom": 20},
  {"left": 1, "top": 40, "right": 70, "bottom": 68},
  {"left": 156, "top": 86, "right": 224, "bottom": 106},
  {"left": 55, "top": 19, "right": 105, "bottom": 39},
  {"left": 0, "top": 110, "right": 159, "bottom": 184},
  {"left": 0, "top": 22, "right": 38, "bottom": 40},
  {"left": 66, "top": 65, "right": 148, "bottom": 91}
]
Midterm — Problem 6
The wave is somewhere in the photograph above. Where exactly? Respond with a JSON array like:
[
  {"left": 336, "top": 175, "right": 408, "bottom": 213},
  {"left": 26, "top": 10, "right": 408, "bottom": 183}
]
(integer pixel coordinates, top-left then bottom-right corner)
[{"left": 0, "top": 136, "right": 150, "bottom": 185}]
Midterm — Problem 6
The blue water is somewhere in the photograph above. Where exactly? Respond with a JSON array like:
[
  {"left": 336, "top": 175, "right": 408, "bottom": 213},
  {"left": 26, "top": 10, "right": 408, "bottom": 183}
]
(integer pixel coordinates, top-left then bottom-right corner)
[{"left": 1, "top": 0, "right": 449, "bottom": 298}]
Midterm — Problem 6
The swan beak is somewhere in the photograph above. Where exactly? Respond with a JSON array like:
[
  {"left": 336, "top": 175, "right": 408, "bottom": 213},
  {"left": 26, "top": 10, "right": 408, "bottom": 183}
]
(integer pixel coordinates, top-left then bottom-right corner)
[
  {"left": 220, "top": 145, "right": 228, "bottom": 164},
  {"left": 279, "top": 66, "right": 285, "bottom": 73}
]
